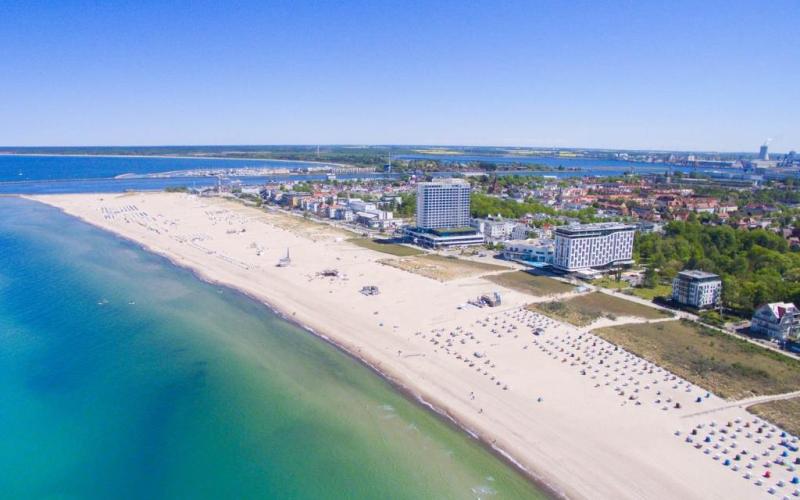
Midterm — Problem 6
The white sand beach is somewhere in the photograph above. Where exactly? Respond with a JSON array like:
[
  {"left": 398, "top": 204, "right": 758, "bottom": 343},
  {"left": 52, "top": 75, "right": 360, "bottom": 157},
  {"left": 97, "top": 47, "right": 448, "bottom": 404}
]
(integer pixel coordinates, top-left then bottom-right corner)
[{"left": 32, "top": 192, "right": 793, "bottom": 499}]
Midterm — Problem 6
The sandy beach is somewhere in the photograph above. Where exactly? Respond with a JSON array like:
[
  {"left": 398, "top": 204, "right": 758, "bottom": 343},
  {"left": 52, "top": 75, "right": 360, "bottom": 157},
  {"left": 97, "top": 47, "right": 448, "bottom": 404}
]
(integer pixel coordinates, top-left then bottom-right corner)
[{"left": 32, "top": 192, "right": 793, "bottom": 499}]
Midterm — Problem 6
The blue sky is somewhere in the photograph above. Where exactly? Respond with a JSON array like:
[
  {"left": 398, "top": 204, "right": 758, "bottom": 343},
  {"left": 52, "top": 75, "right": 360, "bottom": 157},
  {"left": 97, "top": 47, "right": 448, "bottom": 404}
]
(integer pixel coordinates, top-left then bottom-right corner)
[{"left": 0, "top": 0, "right": 797, "bottom": 151}]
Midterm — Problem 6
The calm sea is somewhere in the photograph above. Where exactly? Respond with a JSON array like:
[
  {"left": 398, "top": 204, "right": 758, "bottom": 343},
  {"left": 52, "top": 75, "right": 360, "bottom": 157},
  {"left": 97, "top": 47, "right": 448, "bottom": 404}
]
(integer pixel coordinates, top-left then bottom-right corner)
[{"left": 0, "top": 197, "right": 545, "bottom": 499}]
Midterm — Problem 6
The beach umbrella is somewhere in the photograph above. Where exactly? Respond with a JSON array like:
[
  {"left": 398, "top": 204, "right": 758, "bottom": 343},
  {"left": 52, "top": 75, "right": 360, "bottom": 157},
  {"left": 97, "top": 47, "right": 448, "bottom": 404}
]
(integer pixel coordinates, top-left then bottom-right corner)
[{"left": 791, "top": 476, "right": 799, "bottom": 484}]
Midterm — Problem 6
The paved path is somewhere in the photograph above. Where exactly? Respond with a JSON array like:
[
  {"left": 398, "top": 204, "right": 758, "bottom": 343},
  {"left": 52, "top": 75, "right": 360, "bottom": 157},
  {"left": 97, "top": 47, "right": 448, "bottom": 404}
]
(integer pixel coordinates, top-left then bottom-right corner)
[{"left": 681, "top": 390, "right": 800, "bottom": 419}]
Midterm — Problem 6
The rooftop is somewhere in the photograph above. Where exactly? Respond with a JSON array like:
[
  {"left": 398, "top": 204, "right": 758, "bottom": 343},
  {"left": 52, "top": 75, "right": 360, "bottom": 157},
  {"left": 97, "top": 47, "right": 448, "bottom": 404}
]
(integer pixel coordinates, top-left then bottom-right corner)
[
  {"left": 555, "top": 222, "right": 636, "bottom": 234},
  {"left": 676, "top": 270, "right": 721, "bottom": 280},
  {"left": 418, "top": 178, "right": 469, "bottom": 186},
  {"left": 762, "top": 302, "right": 798, "bottom": 319}
]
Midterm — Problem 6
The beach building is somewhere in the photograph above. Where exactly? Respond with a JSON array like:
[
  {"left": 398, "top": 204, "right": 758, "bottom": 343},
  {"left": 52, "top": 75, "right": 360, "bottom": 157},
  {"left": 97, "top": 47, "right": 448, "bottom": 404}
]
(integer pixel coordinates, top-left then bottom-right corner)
[
  {"left": 671, "top": 270, "right": 722, "bottom": 309},
  {"left": 553, "top": 222, "right": 635, "bottom": 271},
  {"left": 750, "top": 302, "right": 800, "bottom": 341},
  {"left": 502, "top": 239, "right": 555, "bottom": 264},
  {"left": 404, "top": 227, "right": 485, "bottom": 249},
  {"left": 405, "top": 179, "right": 483, "bottom": 248}
]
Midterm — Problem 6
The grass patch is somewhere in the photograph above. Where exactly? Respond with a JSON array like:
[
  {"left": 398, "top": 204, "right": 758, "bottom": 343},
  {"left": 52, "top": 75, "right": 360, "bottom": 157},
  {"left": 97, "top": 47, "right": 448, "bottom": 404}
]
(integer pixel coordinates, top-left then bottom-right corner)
[
  {"left": 486, "top": 271, "right": 573, "bottom": 297},
  {"left": 380, "top": 254, "right": 509, "bottom": 281},
  {"left": 749, "top": 397, "right": 800, "bottom": 437},
  {"left": 529, "top": 292, "right": 671, "bottom": 326},
  {"left": 593, "top": 319, "right": 800, "bottom": 399},
  {"left": 629, "top": 284, "right": 672, "bottom": 301},
  {"left": 592, "top": 276, "right": 629, "bottom": 292},
  {"left": 348, "top": 238, "right": 424, "bottom": 257},
  {"left": 593, "top": 277, "right": 672, "bottom": 301}
]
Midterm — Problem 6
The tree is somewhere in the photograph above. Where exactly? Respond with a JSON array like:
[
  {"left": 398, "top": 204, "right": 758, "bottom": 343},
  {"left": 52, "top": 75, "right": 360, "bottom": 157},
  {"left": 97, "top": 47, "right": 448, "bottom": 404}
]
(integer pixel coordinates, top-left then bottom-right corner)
[{"left": 643, "top": 267, "right": 658, "bottom": 288}]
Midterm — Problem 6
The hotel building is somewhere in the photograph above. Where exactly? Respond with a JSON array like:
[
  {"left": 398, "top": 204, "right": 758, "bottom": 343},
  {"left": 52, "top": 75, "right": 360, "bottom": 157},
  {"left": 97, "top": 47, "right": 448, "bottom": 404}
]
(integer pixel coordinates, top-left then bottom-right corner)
[
  {"left": 416, "top": 179, "right": 471, "bottom": 230},
  {"left": 553, "top": 223, "right": 635, "bottom": 271},
  {"left": 405, "top": 179, "right": 483, "bottom": 248}
]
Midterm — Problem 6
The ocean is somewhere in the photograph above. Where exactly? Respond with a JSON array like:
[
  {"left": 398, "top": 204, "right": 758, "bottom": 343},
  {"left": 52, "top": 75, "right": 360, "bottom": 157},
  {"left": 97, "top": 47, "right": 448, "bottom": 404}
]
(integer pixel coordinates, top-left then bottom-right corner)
[{"left": 0, "top": 197, "right": 545, "bottom": 499}]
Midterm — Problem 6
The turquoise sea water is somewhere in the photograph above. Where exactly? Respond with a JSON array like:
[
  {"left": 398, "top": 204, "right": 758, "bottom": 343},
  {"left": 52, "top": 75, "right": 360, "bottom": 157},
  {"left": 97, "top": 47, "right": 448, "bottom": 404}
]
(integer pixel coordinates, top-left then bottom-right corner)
[{"left": 0, "top": 197, "right": 545, "bottom": 499}]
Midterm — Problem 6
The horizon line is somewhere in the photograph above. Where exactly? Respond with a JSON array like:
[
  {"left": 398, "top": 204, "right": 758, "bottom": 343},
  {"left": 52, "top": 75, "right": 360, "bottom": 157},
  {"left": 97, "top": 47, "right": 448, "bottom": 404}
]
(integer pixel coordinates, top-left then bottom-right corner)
[{"left": 0, "top": 143, "right": 786, "bottom": 156}]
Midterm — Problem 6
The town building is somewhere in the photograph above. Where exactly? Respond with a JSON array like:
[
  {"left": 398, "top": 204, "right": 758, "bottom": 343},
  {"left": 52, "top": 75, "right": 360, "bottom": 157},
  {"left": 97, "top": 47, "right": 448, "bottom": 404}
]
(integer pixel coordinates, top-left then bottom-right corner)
[
  {"left": 416, "top": 179, "right": 471, "bottom": 230},
  {"left": 671, "top": 270, "right": 722, "bottom": 309},
  {"left": 501, "top": 239, "right": 555, "bottom": 265},
  {"left": 553, "top": 223, "right": 635, "bottom": 271},
  {"left": 472, "top": 216, "right": 531, "bottom": 242},
  {"left": 511, "top": 223, "right": 533, "bottom": 240},
  {"left": 750, "top": 302, "right": 800, "bottom": 341}
]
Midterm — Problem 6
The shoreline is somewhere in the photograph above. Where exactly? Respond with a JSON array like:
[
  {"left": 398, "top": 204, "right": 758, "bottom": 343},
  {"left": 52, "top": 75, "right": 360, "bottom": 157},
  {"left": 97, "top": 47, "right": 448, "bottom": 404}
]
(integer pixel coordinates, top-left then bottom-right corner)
[
  {"left": 0, "top": 152, "right": 349, "bottom": 167},
  {"left": 28, "top": 195, "right": 563, "bottom": 498},
  {"left": 29, "top": 192, "right": 774, "bottom": 500}
]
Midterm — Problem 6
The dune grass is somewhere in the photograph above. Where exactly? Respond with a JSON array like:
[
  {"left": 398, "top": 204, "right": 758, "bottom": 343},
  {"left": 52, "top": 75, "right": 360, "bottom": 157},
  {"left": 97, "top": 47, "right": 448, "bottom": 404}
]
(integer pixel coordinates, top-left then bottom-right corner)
[
  {"left": 348, "top": 238, "right": 424, "bottom": 257},
  {"left": 380, "top": 254, "right": 509, "bottom": 281},
  {"left": 749, "top": 397, "right": 800, "bottom": 437},
  {"left": 529, "top": 292, "right": 671, "bottom": 326},
  {"left": 486, "top": 271, "right": 573, "bottom": 297},
  {"left": 593, "top": 320, "right": 800, "bottom": 400}
]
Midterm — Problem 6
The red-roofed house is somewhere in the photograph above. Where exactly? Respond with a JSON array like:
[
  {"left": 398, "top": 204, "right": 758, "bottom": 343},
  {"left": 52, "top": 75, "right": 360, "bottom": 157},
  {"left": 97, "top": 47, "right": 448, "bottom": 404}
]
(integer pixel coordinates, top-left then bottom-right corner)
[{"left": 751, "top": 302, "right": 800, "bottom": 341}]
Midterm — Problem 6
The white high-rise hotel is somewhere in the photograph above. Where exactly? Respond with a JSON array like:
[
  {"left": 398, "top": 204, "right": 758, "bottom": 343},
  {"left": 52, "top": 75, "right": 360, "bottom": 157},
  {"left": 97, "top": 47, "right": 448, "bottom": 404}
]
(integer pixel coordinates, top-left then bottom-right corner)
[
  {"left": 416, "top": 179, "right": 471, "bottom": 229},
  {"left": 553, "top": 222, "right": 635, "bottom": 271}
]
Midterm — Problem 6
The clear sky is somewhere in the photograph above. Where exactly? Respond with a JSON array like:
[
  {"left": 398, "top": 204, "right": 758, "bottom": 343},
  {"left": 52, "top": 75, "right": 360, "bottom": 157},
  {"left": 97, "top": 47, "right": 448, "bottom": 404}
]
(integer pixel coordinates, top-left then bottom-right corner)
[{"left": 0, "top": 0, "right": 797, "bottom": 152}]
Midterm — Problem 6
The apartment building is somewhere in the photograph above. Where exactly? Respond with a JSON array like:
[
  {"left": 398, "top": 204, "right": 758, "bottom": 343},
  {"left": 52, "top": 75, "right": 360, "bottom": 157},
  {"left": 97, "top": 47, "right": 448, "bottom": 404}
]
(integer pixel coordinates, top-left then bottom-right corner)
[{"left": 671, "top": 270, "right": 722, "bottom": 309}]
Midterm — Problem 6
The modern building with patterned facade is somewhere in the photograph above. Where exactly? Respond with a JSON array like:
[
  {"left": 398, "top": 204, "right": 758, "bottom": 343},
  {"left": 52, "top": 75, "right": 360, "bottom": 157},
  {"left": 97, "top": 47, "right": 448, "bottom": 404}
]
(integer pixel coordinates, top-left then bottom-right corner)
[
  {"left": 416, "top": 179, "right": 471, "bottom": 230},
  {"left": 553, "top": 223, "right": 635, "bottom": 271},
  {"left": 671, "top": 270, "right": 722, "bottom": 309}
]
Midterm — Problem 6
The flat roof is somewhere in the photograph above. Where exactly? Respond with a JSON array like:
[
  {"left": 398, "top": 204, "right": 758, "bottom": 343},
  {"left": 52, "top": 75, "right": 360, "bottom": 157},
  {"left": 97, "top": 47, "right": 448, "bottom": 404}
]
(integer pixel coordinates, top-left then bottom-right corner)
[
  {"left": 677, "top": 269, "right": 720, "bottom": 280},
  {"left": 555, "top": 222, "right": 636, "bottom": 234},
  {"left": 417, "top": 178, "right": 469, "bottom": 186},
  {"left": 405, "top": 227, "right": 483, "bottom": 241}
]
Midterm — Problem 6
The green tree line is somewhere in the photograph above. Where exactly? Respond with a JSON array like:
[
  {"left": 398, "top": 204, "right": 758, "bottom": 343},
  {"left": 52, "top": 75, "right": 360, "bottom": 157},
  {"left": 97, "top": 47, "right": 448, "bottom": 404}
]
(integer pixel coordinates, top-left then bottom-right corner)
[{"left": 635, "top": 221, "right": 800, "bottom": 314}]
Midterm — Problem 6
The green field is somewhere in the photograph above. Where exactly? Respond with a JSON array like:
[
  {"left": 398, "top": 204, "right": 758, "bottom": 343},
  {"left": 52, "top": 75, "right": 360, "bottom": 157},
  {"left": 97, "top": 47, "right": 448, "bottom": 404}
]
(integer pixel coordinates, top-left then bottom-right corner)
[
  {"left": 529, "top": 291, "right": 672, "bottom": 326},
  {"left": 348, "top": 238, "right": 424, "bottom": 257},
  {"left": 593, "top": 320, "right": 800, "bottom": 400},
  {"left": 486, "top": 271, "right": 574, "bottom": 297},
  {"left": 749, "top": 397, "right": 800, "bottom": 437}
]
